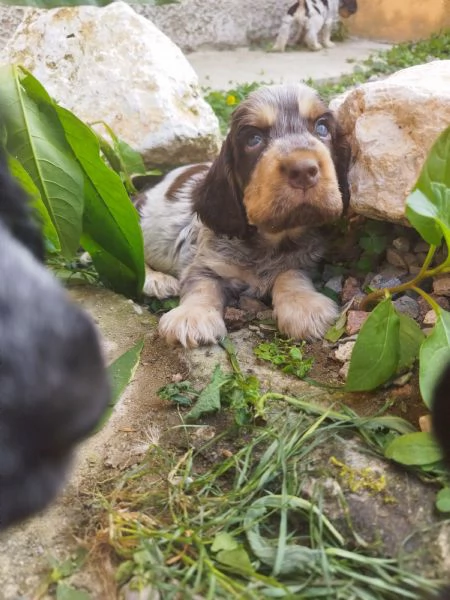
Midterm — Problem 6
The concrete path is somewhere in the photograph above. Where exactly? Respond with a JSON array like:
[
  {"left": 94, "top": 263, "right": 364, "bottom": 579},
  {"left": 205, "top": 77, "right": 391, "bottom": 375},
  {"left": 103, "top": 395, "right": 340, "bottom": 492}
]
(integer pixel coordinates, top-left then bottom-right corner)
[{"left": 187, "top": 38, "right": 390, "bottom": 89}]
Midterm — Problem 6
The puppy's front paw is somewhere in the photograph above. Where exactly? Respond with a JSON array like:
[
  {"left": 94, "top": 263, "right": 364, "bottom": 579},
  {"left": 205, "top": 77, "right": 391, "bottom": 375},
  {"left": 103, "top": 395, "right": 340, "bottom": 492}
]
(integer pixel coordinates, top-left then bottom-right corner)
[
  {"left": 159, "top": 305, "right": 227, "bottom": 348},
  {"left": 274, "top": 291, "right": 338, "bottom": 340},
  {"left": 143, "top": 267, "right": 180, "bottom": 299},
  {"left": 323, "top": 40, "right": 335, "bottom": 48}
]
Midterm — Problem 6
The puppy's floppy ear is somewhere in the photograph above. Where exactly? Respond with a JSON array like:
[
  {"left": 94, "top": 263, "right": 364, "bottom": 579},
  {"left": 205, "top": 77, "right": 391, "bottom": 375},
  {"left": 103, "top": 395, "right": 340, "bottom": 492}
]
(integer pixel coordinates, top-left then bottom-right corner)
[
  {"left": 331, "top": 123, "right": 351, "bottom": 210},
  {"left": 193, "top": 138, "right": 249, "bottom": 238}
]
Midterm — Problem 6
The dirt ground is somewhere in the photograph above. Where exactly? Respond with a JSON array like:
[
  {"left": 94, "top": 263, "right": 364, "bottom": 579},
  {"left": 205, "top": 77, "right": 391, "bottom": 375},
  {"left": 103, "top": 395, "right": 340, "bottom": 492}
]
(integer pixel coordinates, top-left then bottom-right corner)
[{"left": 0, "top": 276, "right": 444, "bottom": 598}]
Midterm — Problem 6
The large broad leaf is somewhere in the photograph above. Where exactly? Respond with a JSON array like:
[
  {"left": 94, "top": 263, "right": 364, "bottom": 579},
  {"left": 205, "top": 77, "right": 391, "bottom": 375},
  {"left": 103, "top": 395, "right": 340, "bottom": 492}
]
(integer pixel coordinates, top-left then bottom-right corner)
[
  {"left": 0, "top": 65, "right": 84, "bottom": 257},
  {"left": 345, "top": 297, "right": 400, "bottom": 392},
  {"left": 7, "top": 153, "right": 60, "bottom": 253},
  {"left": 405, "top": 126, "right": 450, "bottom": 245},
  {"left": 397, "top": 312, "right": 425, "bottom": 372},
  {"left": 385, "top": 432, "right": 443, "bottom": 466},
  {"left": 56, "top": 106, "right": 145, "bottom": 297},
  {"left": 186, "top": 365, "right": 230, "bottom": 422},
  {"left": 419, "top": 309, "right": 450, "bottom": 408}
]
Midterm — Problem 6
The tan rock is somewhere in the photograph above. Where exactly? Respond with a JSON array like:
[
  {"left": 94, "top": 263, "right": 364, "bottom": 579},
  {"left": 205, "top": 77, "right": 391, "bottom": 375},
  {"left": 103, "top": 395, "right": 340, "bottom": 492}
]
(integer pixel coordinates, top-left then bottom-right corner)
[
  {"left": 345, "top": 310, "right": 369, "bottom": 335},
  {"left": 331, "top": 61, "right": 450, "bottom": 223},
  {"left": 0, "top": 2, "right": 221, "bottom": 167}
]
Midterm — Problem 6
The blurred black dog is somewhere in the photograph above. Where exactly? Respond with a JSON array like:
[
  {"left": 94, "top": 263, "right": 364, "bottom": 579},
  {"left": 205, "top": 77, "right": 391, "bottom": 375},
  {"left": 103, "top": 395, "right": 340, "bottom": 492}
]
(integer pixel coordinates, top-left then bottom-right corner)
[{"left": 0, "top": 147, "right": 110, "bottom": 529}]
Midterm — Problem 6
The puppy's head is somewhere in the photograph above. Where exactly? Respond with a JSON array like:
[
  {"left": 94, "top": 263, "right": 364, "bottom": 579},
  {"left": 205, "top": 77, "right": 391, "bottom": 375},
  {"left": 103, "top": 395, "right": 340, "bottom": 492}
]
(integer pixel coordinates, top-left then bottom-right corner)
[
  {"left": 339, "top": 0, "right": 358, "bottom": 18},
  {"left": 194, "top": 84, "right": 350, "bottom": 238}
]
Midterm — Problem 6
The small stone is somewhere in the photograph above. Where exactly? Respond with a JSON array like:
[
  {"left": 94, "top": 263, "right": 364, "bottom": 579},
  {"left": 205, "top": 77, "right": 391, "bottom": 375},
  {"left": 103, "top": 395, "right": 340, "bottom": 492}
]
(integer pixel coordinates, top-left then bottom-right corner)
[
  {"left": 392, "top": 236, "right": 410, "bottom": 253},
  {"left": 345, "top": 310, "right": 369, "bottom": 335},
  {"left": 369, "top": 273, "right": 402, "bottom": 290},
  {"left": 334, "top": 341, "right": 356, "bottom": 363},
  {"left": 256, "top": 309, "right": 274, "bottom": 321},
  {"left": 342, "top": 276, "right": 363, "bottom": 304},
  {"left": 433, "top": 275, "right": 450, "bottom": 297},
  {"left": 403, "top": 252, "right": 419, "bottom": 267},
  {"left": 423, "top": 310, "right": 437, "bottom": 326},
  {"left": 414, "top": 241, "right": 430, "bottom": 254},
  {"left": 393, "top": 296, "right": 420, "bottom": 320},
  {"left": 419, "top": 415, "right": 432, "bottom": 433},
  {"left": 386, "top": 248, "right": 407, "bottom": 268},
  {"left": 325, "top": 275, "right": 344, "bottom": 294},
  {"left": 224, "top": 307, "right": 248, "bottom": 330},
  {"left": 339, "top": 362, "right": 350, "bottom": 378}
]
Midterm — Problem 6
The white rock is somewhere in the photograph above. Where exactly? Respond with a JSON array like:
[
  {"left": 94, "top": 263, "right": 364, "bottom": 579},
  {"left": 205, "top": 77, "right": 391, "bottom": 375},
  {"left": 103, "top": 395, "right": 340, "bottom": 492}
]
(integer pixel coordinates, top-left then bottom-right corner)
[
  {"left": 0, "top": 2, "right": 221, "bottom": 166},
  {"left": 334, "top": 341, "right": 356, "bottom": 363},
  {"left": 331, "top": 61, "right": 450, "bottom": 223}
]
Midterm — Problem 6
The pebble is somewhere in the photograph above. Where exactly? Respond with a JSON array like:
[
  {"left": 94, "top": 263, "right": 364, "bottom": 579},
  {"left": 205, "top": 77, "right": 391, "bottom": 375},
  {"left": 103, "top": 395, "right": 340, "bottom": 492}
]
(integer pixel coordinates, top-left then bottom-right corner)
[
  {"left": 324, "top": 274, "right": 344, "bottom": 294},
  {"left": 423, "top": 310, "right": 437, "bottom": 326},
  {"left": 433, "top": 275, "right": 450, "bottom": 297},
  {"left": 393, "top": 296, "right": 420, "bottom": 320},
  {"left": 413, "top": 241, "right": 430, "bottom": 254},
  {"left": 334, "top": 341, "right": 356, "bottom": 363},
  {"left": 369, "top": 272, "right": 402, "bottom": 290},
  {"left": 419, "top": 415, "right": 432, "bottom": 433},
  {"left": 341, "top": 276, "right": 363, "bottom": 304},
  {"left": 339, "top": 362, "right": 350, "bottom": 378},
  {"left": 392, "top": 236, "right": 410, "bottom": 253},
  {"left": 345, "top": 310, "right": 369, "bottom": 335},
  {"left": 224, "top": 307, "right": 248, "bottom": 330},
  {"left": 386, "top": 248, "right": 407, "bottom": 269}
]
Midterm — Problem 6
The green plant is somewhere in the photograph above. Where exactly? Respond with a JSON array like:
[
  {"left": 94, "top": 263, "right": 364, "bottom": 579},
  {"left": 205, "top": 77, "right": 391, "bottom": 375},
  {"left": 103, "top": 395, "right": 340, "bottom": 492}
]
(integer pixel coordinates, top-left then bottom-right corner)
[
  {"left": 344, "top": 126, "right": 450, "bottom": 499},
  {"left": 99, "top": 394, "right": 440, "bottom": 599},
  {"left": 203, "top": 83, "right": 262, "bottom": 134},
  {"left": 254, "top": 337, "right": 314, "bottom": 379},
  {"left": 0, "top": 65, "right": 145, "bottom": 297}
]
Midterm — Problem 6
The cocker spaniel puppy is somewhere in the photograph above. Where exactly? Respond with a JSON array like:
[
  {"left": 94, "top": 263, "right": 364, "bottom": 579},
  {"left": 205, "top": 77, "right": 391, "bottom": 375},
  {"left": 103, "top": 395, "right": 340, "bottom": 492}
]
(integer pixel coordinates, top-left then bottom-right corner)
[
  {"left": 0, "top": 147, "right": 110, "bottom": 529},
  {"left": 273, "top": 0, "right": 358, "bottom": 52},
  {"left": 138, "top": 83, "right": 350, "bottom": 348}
]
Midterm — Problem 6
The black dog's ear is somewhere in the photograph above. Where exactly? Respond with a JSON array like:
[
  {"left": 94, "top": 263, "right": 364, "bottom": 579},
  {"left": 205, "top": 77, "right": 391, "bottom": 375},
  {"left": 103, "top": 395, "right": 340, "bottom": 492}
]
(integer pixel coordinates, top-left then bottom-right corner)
[
  {"left": 332, "top": 123, "right": 351, "bottom": 210},
  {"left": 193, "top": 138, "right": 249, "bottom": 238}
]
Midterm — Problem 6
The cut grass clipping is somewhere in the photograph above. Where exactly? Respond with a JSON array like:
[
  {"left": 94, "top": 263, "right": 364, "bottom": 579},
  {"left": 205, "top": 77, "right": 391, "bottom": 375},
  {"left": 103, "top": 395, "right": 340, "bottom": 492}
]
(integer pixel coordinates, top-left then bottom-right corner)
[{"left": 96, "top": 394, "right": 441, "bottom": 599}]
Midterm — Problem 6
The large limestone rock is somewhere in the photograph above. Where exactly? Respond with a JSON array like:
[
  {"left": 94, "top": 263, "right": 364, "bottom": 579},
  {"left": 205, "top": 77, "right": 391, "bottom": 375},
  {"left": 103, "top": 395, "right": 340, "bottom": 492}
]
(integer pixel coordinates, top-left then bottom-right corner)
[
  {"left": 0, "top": 2, "right": 221, "bottom": 167},
  {"left": 332, "top": 60, "right": 450, "bottom": 223}
]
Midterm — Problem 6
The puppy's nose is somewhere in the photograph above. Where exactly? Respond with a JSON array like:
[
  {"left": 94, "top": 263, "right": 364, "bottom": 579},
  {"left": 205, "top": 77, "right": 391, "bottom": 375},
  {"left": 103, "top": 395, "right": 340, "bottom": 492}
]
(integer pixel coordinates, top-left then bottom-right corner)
[{"left": 281, "top": 158, "right": 319, "bottom": 190}]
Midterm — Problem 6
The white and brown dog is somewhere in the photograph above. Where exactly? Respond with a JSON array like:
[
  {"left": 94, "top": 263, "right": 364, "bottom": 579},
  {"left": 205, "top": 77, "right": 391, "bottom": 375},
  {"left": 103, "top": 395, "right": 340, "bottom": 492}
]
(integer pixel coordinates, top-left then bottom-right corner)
[
  {"left": 273, "top": 0, "right": 358, "bottom": 52},
  {"left": 137, "top": 83, "right": 350, "bottom": 348}
]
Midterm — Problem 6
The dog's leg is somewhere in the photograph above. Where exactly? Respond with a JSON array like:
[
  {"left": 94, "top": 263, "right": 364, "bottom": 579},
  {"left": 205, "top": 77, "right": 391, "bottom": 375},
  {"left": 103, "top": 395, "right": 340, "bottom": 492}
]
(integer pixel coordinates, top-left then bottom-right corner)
[
  {"left": 159, "top": 275, "right": 226, "bottom": 347},
  {"left": 143, "top": 265, "right": 180, "bottom": 299},
  {"left": 320, "top": 18, "right": 335, "bottom": 48},
  {"left": 272, "top": 270, "right": 338, "bottom": 339},
  {"left": 303, "top": 15, "right": 324, "bottom": 50},
  {"left": 273, "top": 14, "right": 294, "bottom": 52}
]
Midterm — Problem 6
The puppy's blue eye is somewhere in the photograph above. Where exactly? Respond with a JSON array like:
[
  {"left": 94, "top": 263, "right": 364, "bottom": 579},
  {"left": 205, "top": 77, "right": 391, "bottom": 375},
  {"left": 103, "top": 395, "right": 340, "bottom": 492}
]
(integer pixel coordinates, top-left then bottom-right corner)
[
  {"left": 246, "top": 133, "right": 263, "bottom": 148},
  {"left": 315, "top": 120, "right": 329, "bottom": 137}
]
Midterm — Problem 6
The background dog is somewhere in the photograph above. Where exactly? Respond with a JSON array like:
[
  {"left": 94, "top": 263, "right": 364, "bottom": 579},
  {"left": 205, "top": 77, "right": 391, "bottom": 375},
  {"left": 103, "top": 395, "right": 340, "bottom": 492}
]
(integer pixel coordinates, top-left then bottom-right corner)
[
  {"left": 136, "top": 83, "right": 350, "bottom": 348},
  {"left": 273, "top": 0, "right": 358, "bottom": 52},
  {"left": 0, "top": 147, "right": 110, "bottom": 529}
]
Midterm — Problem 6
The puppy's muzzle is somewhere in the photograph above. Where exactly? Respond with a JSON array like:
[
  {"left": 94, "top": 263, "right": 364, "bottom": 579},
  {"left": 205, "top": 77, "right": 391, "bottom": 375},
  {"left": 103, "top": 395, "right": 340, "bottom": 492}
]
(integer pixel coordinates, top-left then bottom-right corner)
[{"left": 280, "top": 157, "right": 319, "bottom": 190}]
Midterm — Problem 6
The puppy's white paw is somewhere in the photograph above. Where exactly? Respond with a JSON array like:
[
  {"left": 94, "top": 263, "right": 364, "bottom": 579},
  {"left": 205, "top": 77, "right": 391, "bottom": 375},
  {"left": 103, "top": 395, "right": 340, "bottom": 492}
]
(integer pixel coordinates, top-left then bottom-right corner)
[
  {"left": 159, "top": 305, "right": 227, "bottom": 348},
  {"left": 274, "top": 291, "right": 338, "bottom": 340},
  {"left": 308, "top": 42, "right": 323, "bottom": 51},
  {"left": 143, "top": 268, "right": 180, "bottom": 299},
  {"left": 323, "top": 40, "right": 335, "bottom": 48}
]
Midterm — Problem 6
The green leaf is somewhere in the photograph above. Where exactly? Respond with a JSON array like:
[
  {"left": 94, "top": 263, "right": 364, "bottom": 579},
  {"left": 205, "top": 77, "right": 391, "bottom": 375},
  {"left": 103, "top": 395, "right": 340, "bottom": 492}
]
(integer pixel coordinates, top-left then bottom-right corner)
[
  {"left": 419, "top": 310, "right": 450, "bottom": 408},
  {"left": 436, "top": 487, "right": 450, "bottom": 513},
  {"left": 211, "top": 532, "right": 238, "bottom": 552},
  {"left": 186, "top": 365, "right": 230, "bottom": 422},
  {"left": 215, "top": 547, "right": 254, "bottom": 574},
  {"left": 56, "top": 106, "right": 145, "bottom": 297},
  {"left": 345, "top": 298, "right": 400, "bottom": 391},
  {"left": 325, "top": 305, "right": 349, "bottom": 343},
  {"left": 7, "top": 154, "right": 60, "bottom": 253},
  {"left": 56, "top": 583, "right": 92, "bottom": 600},
  {"left": 0, "top": 65, "right": 84, "bottom": 257},
  {"left": 406, "top": 126, "right": 450, "bottom": 245},
  {"left": 93, "top": 338, "right": 144, "bottom": 432},
  {"left": 397, "top": 312, "right": 425, "bottom": 372},
  {"left": 384, "top": 432, "right": 444, "bottom": 466}
]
